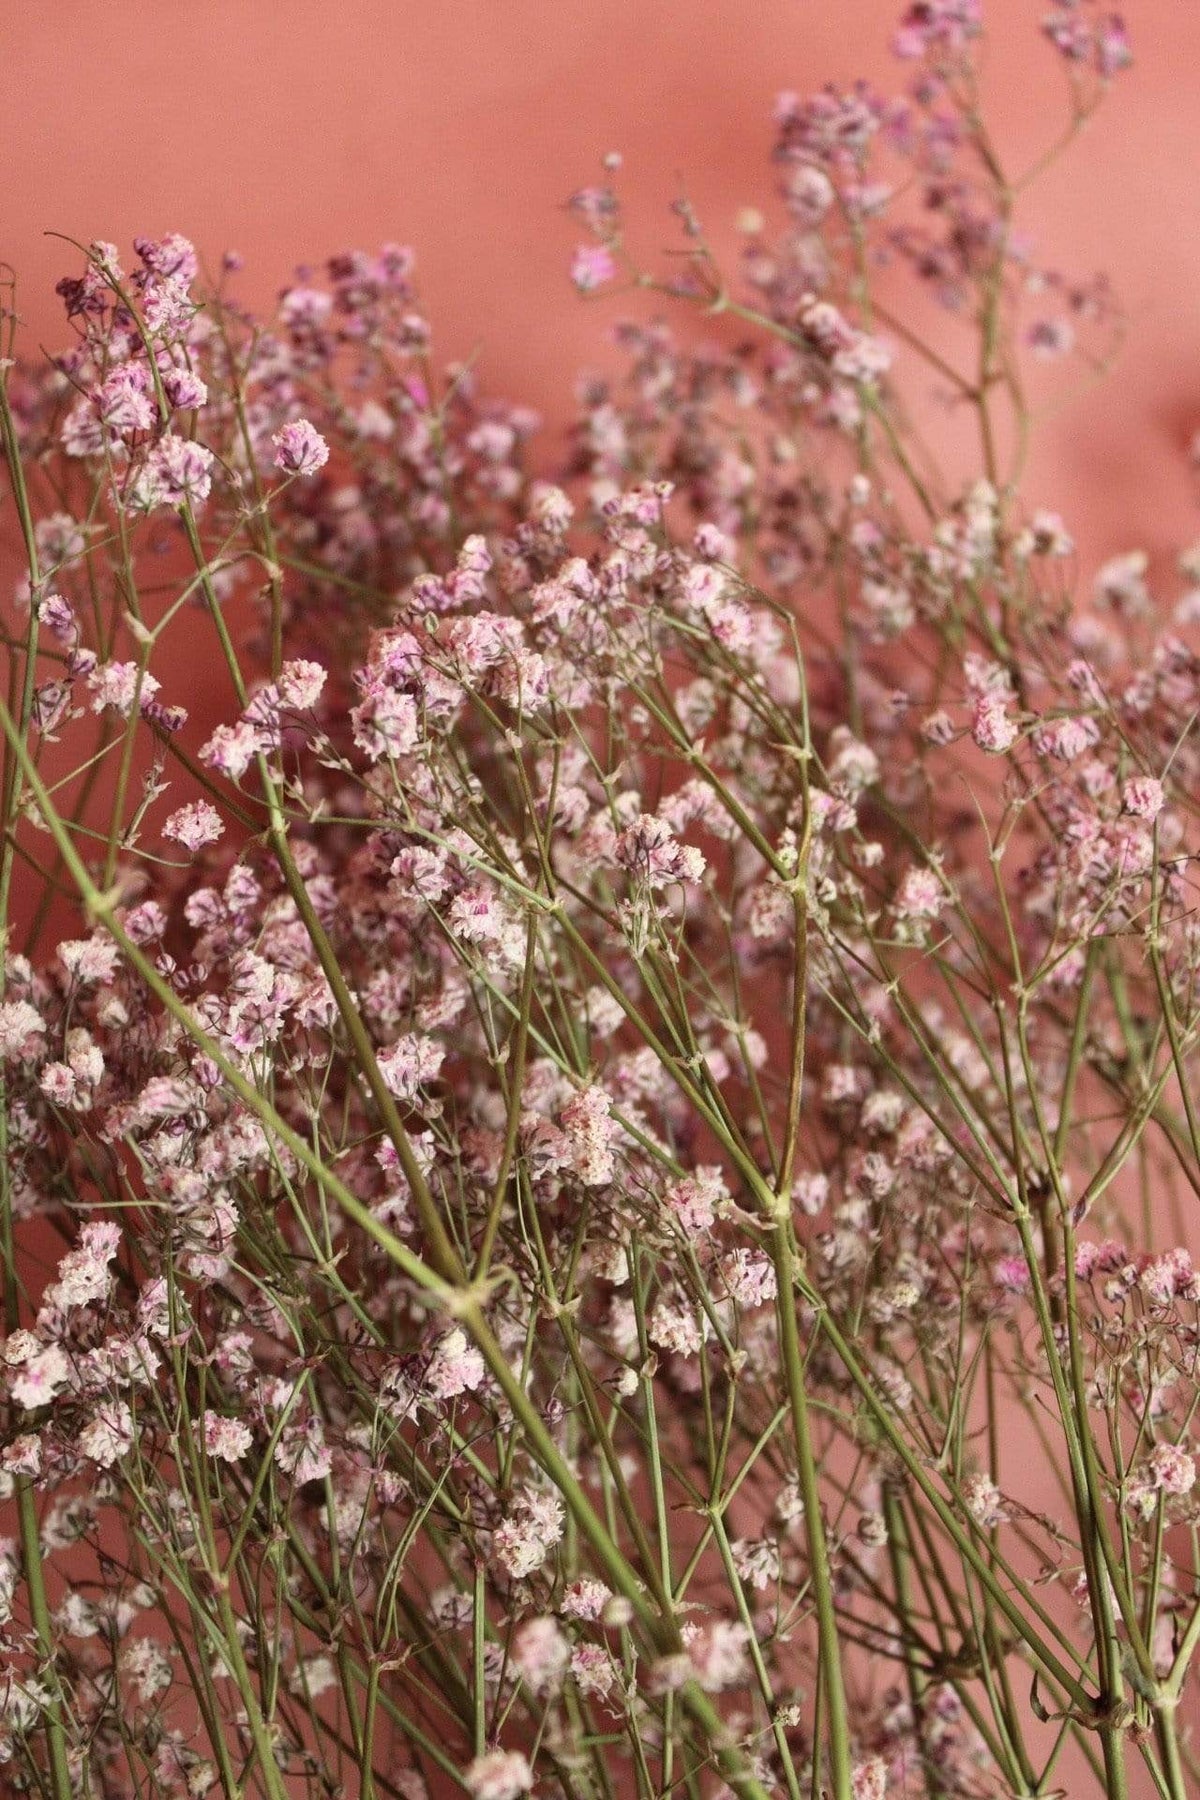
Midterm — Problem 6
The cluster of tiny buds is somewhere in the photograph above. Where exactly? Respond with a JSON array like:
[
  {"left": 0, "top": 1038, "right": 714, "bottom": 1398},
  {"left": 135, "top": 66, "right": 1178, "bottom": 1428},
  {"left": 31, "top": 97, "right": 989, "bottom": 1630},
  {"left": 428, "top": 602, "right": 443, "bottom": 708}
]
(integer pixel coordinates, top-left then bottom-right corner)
[{"left": 9, "top": 8, "right": 1200, "bottom": 1800}]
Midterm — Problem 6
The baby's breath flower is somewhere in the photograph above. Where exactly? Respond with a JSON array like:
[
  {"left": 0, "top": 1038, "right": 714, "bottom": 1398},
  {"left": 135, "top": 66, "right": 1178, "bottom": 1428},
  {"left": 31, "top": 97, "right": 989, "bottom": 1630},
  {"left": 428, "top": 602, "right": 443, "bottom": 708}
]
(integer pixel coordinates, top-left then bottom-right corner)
[
  {"left": 272, "top": 418, "right": 330, "bottom": 476},
  {"left": 202, "top": 1413, "right": 253, "bottom": 1462},
  {"left": 79, "top": 1400, "right": 135, "bottom": 1467},
  {"left": 163, "top": 800, "right": 224, "bottom": 851},
  {"left": 570, "top": 244, "right": 617, "bottom": 293},
  {"left": 1122, "top": 775, "right": 1164, "bottom": 820},
  {"left": 463, "top": 1750, "right": 533, "bottom": 1800}
]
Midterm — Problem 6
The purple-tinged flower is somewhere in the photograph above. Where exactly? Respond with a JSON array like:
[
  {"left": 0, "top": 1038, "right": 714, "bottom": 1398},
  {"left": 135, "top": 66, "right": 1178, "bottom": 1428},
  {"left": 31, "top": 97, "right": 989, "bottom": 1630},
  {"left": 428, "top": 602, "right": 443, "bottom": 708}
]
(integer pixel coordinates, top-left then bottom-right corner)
[
  {"left": 1026, "top": 317, "right": 1075, "bottom": 360},
  {"left": 7, "top": 1341, "right": 72, "bottom": 1410},
  {"left": 58, "top": 937, "right": 119, "bottom": 985},
  {"left": 378, "top": 1032, "right": 445, "bottom": 1100},
  {"left": 198, "top": 720, "right": 266, "bottom": 781},
  {"left": 972, "top": 692, "right": 1018, "bottom": 754},
  {"left": 463, "top": 1751, "right": 534, "bottom": 1800},
  {"left": 38, "top": 591, "right": 78, "bottom": 642},
  {"left": 893, "top": 864, "right": 946, "bottom": 921},
  {"left": 79, "top": 1401, "right": 135, "bottom": 1467},
  {"left": 203, "top": 1413, "right": 253, "bottom": 1462},
  {"left": 131, "top": 434, "right": 214, "bottom": 509},
  {"left": 1043, "top": 5, "right": 1131, "bottom": 77},
  {"left": 510, "top": 1617, "right": 570, "bottom": 1696},
  {"left": 160, "top": 365, "right": 208, "bottom": 410},
  {"left": 852, "top": 1758, "right": 888, "bottom": 1800},
  {"left": 96, "top": 362, "right": 156, "bottom": 434},
  {"left": 615, "top": 813, "right": 705, "bottom": 888},
  {"left": 1096, "top": 14, "right": 1133, "bottom": 77},
  {"left": 142, "top": 275, "right": 199, "bottom": 339},
  {"left": 272, "top": 418, "right": 330, "bottom": 476},
  {"left": 1122, "top": 775, "right": 1164, "bottom": 821},
  {"left": 423, "top": 1327, "right": 485, "bottom": 1401},
  {"left": 276, "top": 659, "right": 326, "bottom": 710},
  {"left": 135, "top": 233, "right": 198, "bottom": 282},
  {"left": 570, "top": 243, "right": 617, "bottom": 293},
  {"left": 87, "top": 661, "right": 159, "bottom": 717},
  {"left": 163, "top": 801, "right": 225, "bottom": 852},
  {"left": 892, "top": 0, "right": 982, "bottom": 60}
]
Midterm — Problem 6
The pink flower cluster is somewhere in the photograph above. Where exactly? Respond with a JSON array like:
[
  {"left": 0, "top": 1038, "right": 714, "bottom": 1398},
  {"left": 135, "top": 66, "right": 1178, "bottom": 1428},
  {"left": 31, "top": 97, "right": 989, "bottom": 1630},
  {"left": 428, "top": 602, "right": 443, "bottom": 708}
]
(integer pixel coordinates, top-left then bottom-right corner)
[{"left": 7, "top": 7, "right": 1200, "bottom": 1800}]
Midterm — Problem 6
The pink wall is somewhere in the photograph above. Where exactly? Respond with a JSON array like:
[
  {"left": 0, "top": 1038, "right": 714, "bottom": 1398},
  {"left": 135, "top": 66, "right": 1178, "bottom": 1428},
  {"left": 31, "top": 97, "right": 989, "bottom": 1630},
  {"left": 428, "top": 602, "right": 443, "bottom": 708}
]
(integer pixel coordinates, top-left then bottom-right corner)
[{"left": 6, "top": 0, "right": 1200, "bottom": 573}]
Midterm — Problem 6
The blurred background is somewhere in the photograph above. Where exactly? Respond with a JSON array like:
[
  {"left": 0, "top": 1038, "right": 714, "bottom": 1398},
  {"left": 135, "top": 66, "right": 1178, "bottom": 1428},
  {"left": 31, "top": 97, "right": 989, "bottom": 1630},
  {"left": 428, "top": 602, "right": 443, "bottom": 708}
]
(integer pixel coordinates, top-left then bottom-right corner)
[{"left": 5, "top": 0, "right": 1200, "bottom": 567}]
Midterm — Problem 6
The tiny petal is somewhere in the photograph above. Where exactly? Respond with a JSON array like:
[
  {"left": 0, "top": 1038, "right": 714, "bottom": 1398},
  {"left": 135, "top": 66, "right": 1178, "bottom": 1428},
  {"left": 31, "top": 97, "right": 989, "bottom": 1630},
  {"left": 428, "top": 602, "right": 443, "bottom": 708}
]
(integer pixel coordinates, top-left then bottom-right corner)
[
  {"left": 163, "top": 801, "right": 225, "bottom": 852},
  {"left": 570, "top": 244, "right": 617, "bottom": 293},
  {"left": 272, "top": 419, "right": 330, "bottom": 476}
]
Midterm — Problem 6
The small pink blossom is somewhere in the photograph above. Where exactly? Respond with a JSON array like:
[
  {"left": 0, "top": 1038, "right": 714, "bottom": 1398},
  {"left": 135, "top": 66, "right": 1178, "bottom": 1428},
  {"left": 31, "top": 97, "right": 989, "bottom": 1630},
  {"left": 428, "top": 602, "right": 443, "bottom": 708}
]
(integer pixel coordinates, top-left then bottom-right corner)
[
  {"left": 8, "top": 1341, "right": 72, "bottom": 1410},
  {"left": 972, "top": 692, "right": 1018, "bottom": 754},
  {"left": 424, "top": 1327, "right": 485, "bottom": 1401},
  {"left": 163, "top": 800, "right": 225, "bottom": 851},
  {"left": 681, "top": 1618, "right": 749, "bottom": 1692},
  {"left": 663, "top": 1167, "right": 726, "bottom": 1234},
  {"left": 58, "top": 936, "right": 119, "bottom": 985},
  {"left": 893, "top": 865, "right": 945, "bottom": 921},
  {"left": 1, "top": 1434, "right": 43, "bottom": 1477},
  {"left": 1094, "top": 548, "right": 1149, "bottom": 614},
  {"left": 717, "top": 1247, "right": 778, "bottom": 1308},
  {"left": 570, "top": 1642, "right": 617, "bottom": 1699},
  {"left": 198, "top": 720, "right": 266, "bottom": 780},
  {"left": 79, "top": 1400, "right": 135, "bottom": 1467},
  {"left": 492, "top": 1486, "right": 565, "bottom": 1579},
  {"left": 559, "top": 1084, "right": 620, "bottom": 1186},
  {"left": 852, "top": 1758, "right": 888, "bottom": 1800},
  {"left": 202, "top": 1413, "right": 254, "bottom": 1462},
  {"left": 959, "top": 1478, "right": 1005, "bottom": 1534},
  {"left": 510, "top": 1616, "right": 570, "bottom": 1695},
  {"left": 140, "top": 434, "right": 214, "bottom": 508},
  {"left": 1147, "top": 1443, "right": 1196, "bottom": 1497},
  {"left": 274, "top": 1414, "right": 332, "bottom": 1486},
  {"left": 464, "top": 1750, "right": 534, "bottom": 1800},
  {"left": 41, "top": 1221, "right": 120, "bottom": 1313},
  {"left": 1122, "top": 775, "right": 1164, "bottom": 821},
  {"left": 272, "top": 419, "right": 330, "bottom": 476},
  {"left": 561, "top": 1578, "right": 613, "bottom": 1621},
  {"left": 994, "top": 1255, "right": 1031, "bottom": 1295},
  {"left": 615, "top": 814, "right": 705, "bottom": 888},
  {"left": 378, "top": 1032, "right": 445, "bottom": 1100},
  {"left": 0, "top": 1000, "right": 46, "bottom": 1060},
  {"left": 88, "top": 661, "right": 159, "bottom": 717},
  {"left": 570, "top": 244, "right": 617, "bottom": 293},
  {"left": 276, "top": 658, "right": 327, "bottom": 709}
]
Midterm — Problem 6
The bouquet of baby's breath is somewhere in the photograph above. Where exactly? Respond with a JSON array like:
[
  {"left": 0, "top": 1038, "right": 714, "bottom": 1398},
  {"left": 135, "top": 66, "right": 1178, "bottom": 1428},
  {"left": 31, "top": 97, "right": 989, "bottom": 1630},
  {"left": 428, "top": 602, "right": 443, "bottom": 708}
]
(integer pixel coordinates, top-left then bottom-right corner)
[{"left": 3, "top": 6, "right": 1198, "bottom": 1798}]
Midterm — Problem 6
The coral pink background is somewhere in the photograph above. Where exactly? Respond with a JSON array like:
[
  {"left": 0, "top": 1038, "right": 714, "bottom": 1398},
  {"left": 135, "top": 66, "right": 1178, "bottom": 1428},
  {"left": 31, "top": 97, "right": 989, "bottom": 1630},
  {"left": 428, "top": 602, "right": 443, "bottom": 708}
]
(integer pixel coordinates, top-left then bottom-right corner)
[{"left": 6, "top": 0, "right": 1200, "bottom": 570}]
